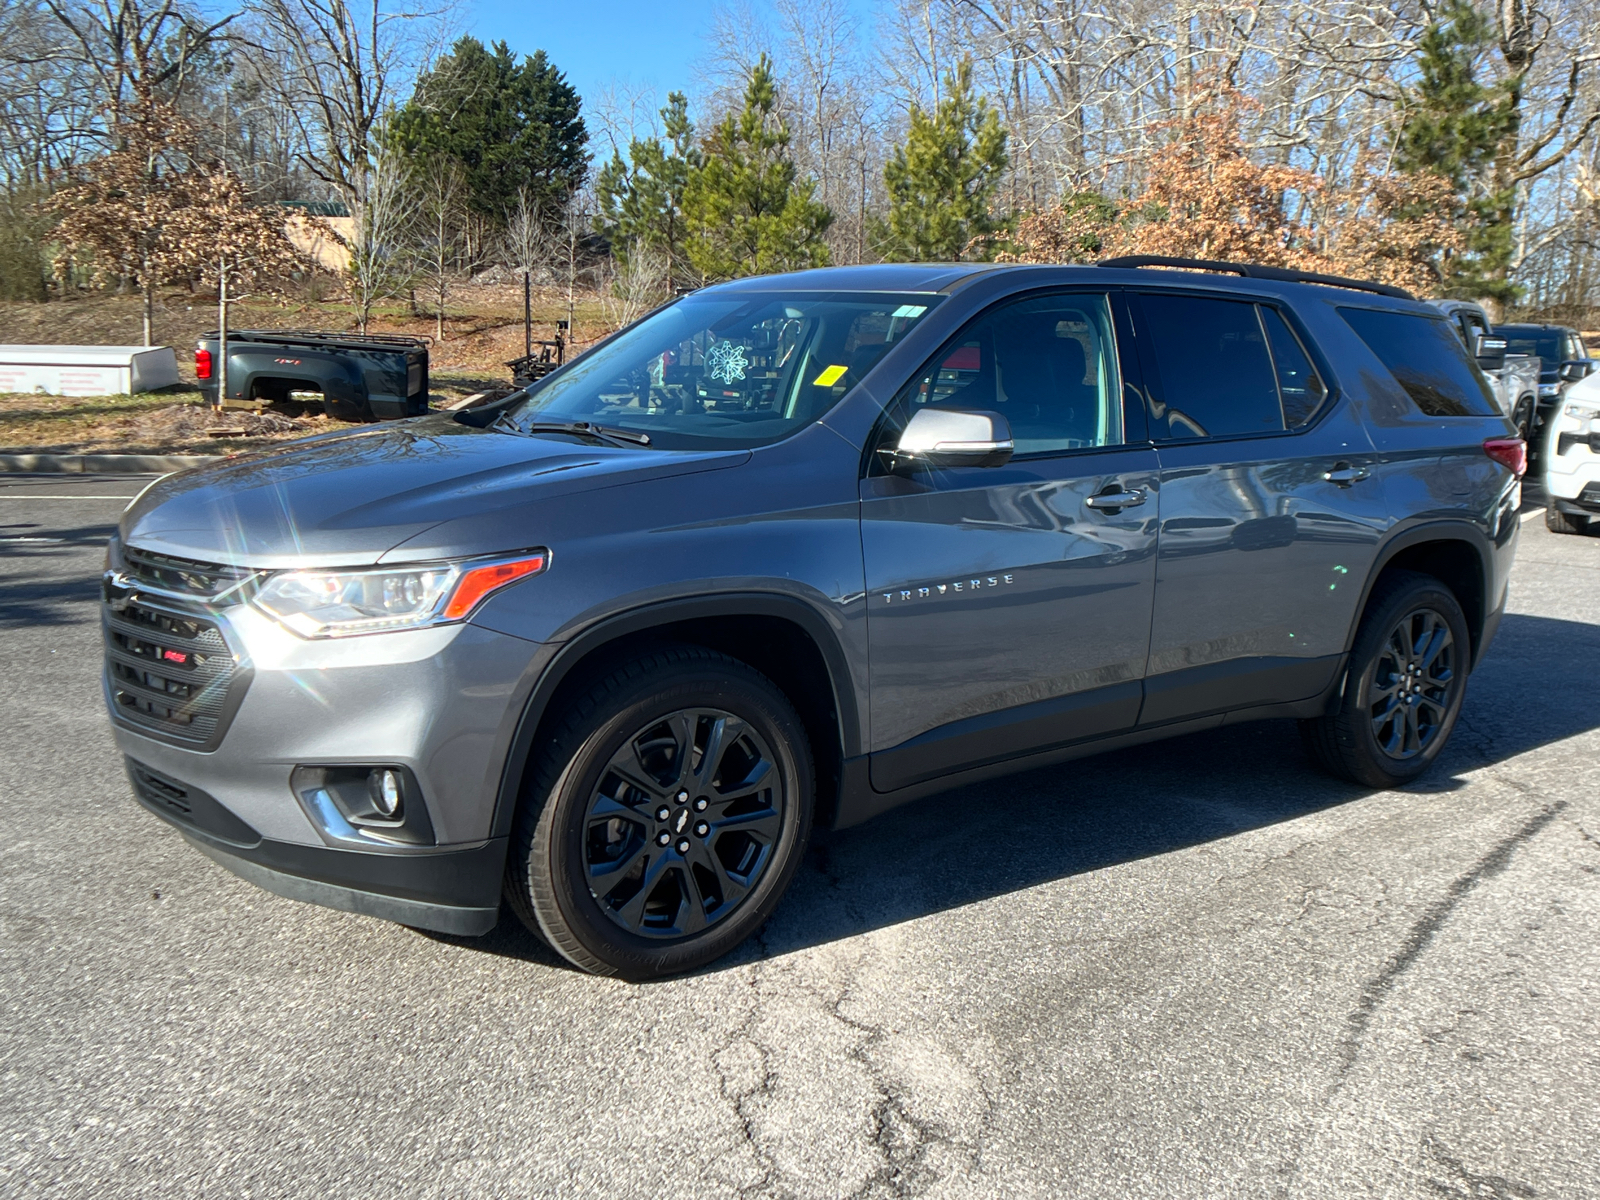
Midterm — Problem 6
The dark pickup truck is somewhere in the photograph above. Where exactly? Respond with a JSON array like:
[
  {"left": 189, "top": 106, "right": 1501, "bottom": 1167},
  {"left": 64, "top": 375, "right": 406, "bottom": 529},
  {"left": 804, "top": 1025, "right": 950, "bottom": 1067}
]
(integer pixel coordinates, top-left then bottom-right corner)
[{"left": 194, "top": 329, "right": 431, "bottom": 421}]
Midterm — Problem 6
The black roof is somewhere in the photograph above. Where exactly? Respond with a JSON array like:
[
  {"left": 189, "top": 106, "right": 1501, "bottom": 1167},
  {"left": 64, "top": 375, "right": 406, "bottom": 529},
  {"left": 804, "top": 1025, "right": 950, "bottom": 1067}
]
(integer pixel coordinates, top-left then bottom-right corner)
[{"left": 703, "top": 257, "right": 1422, "bottom": 305}]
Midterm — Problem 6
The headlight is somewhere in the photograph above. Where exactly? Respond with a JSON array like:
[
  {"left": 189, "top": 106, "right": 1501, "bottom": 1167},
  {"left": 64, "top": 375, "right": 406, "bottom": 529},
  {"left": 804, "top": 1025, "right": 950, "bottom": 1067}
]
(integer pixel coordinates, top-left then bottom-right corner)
[
  {"left": 1539, "top": 382, "right": 1561, "bottom": 397},
  {"left": 1565, "top": 401, "right": 1600, "bottom": 421},
  {"left": 252, "top": 551, "right": 548, "bottom": 638}
]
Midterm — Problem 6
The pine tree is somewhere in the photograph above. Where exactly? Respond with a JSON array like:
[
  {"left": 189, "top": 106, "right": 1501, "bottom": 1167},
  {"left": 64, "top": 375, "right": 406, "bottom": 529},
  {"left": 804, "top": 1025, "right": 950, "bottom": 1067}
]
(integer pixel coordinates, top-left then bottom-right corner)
[
  {"left": 875, "top": 60, "right": 1009, "bottom": 262},
  {"left": 395, "top": 38, "right": 588, "bottom": 229},
  {"left": 682, "top": 56, "right": 833, "bottom": 281},
  {"left": 594, "top": 92, "right": 700, "bottom": 287},
  {"left": 1393, "top": 0, "right": 1520, "bottom": 303}
]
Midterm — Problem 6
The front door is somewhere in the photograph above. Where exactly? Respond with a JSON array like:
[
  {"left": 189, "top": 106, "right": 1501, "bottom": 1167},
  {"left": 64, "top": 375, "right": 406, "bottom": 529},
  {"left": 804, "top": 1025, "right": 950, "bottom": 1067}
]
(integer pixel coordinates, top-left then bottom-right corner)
[
  {"left": 1127, "top": 290, "right": 1389, "bottom": 725},
  {"left": 861, "top": 290, "right": 1160, "bottom": 792}
]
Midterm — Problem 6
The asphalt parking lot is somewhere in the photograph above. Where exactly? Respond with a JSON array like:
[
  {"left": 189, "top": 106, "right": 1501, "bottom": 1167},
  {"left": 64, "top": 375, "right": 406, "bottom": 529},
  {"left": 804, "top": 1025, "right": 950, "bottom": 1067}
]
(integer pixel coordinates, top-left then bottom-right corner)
[{"left": 2, "top": 472, "right": 1597, "bottom": 1200}]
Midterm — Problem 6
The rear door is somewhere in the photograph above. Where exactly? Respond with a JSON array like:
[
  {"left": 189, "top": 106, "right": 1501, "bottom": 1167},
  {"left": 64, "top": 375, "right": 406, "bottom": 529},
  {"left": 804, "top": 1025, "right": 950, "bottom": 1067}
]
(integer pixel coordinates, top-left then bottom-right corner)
[
  {"left": 1128, "top": 290, "right": 1389, "bottom": 725},
  {"left": 861, "top": 289, "right": 1159, "bottom": 791}
]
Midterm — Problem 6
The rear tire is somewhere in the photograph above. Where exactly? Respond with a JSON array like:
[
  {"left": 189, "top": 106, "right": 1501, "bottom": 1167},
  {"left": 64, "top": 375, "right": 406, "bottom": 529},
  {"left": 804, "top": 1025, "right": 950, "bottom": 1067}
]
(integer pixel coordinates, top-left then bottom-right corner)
[
  {"left": 504, "top": 646, "right": 813, "bottom": 980},
  {"left": 1545, "top": 506, "right": 1589, "bottom": 535},
  {"left": 1513, "top": 397, "right": 1535, "bottom": 445},
  {"left": 1302, "top": 570, "right": 1471, "bottom": 788}
]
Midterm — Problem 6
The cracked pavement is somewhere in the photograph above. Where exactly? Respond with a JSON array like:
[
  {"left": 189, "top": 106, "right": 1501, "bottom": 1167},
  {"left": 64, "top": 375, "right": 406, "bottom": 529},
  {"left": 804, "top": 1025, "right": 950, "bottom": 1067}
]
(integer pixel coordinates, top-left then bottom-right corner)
[{"left": 2, "top": 478, "right": 1597, "bottom": 1199}]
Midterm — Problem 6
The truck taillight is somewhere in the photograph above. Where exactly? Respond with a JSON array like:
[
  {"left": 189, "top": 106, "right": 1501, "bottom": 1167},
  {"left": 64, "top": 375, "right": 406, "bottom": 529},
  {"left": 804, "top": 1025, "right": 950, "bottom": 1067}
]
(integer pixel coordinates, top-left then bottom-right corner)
[
  {"left": 1482, "top": 436, "right": 1527, "bottom": 478},
  {"left": 195, "top": 348, "right": 213, "bottom": 380}
]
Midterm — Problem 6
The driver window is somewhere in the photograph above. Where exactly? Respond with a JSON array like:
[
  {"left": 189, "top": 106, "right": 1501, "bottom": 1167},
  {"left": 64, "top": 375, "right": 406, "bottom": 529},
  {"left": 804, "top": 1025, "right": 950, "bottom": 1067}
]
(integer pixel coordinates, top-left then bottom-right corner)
[{"left": 886, "top": 292, "right": 1125, "bottom": 457}]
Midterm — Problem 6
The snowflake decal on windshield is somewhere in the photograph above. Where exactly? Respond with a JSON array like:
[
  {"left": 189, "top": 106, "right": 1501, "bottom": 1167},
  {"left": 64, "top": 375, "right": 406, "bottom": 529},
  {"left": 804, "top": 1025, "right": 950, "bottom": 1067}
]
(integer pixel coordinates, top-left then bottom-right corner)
[{"left": 705, "top": 340, "right": 749, "bottom": 384}]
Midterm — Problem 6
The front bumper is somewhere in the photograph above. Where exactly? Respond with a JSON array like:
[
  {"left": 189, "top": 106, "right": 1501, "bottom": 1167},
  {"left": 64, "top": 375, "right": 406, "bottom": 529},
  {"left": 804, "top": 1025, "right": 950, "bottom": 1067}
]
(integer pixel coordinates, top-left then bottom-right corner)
[
  {"left": 108, "top": 592, "right": 553, "bottom": 932},
  {"left": 127, "top": 758, "right": 505, "bottom": 934}
]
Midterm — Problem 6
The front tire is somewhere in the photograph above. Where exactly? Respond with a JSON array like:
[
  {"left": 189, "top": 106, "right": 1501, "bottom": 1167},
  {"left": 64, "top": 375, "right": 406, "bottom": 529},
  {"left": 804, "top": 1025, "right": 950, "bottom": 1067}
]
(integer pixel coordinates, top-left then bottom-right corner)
[
  {"left": 505, "top": 646, "right": 813, "bottom": 980},
  {"left": 1302, "top": 571, "right": 1471, "bottom": 788}
]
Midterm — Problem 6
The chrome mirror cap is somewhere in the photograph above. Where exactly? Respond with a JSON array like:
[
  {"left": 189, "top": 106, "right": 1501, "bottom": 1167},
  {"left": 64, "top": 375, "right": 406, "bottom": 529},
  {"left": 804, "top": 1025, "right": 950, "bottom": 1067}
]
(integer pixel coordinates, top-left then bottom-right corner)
[{"left": 892, "top": 408, "right": 1014, "bottom": 470}]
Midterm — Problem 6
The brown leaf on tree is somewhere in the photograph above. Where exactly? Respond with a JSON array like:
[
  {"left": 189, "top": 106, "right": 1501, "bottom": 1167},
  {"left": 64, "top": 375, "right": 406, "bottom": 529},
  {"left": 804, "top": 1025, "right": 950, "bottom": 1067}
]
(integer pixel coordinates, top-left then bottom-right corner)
[{"left": 997, "top": 85, "right": 1464, "bottom": 296}]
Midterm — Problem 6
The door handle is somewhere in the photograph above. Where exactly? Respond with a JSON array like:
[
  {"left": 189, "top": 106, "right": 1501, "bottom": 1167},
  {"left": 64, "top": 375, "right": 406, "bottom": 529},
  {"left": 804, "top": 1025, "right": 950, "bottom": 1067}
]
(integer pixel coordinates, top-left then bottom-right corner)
[
  {"left": 1323, "top": 464, "right": 1370, "bottom": 486},
  {"left": 1085, "top": 488, "right": 1146, "bottom": 510}
]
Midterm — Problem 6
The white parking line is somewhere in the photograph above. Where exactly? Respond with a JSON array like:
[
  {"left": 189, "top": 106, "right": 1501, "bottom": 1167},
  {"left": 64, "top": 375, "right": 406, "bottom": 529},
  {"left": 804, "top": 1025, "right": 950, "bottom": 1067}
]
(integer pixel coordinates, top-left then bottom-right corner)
[
  {"left": 0, "top": 495, "right": 137, "bottom": 500},
  {"left": 1520, "top": 507, "right": 1545, "bottom": 523}
]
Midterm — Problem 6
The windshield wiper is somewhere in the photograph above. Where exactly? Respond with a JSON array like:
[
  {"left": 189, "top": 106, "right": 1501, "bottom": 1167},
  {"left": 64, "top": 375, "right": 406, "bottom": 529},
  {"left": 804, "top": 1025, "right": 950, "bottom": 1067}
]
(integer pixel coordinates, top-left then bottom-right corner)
[{"left": 514, "top": 419, "right": 652, "bottom": 448}]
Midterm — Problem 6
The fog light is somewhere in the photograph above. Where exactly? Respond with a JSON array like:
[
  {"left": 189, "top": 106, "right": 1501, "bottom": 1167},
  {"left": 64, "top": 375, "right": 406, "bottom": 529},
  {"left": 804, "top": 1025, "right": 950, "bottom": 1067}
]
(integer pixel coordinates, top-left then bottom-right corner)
[{"left": 369, "top": 768, "right": 403, "bottom": 817}]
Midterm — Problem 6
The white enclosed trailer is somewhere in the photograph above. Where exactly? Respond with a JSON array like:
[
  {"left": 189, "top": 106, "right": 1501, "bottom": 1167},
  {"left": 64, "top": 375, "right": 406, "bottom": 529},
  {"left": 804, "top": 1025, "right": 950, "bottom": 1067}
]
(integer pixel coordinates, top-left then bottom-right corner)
[{"left": 0, "top": 345, "right": 180, "bottom": 396}]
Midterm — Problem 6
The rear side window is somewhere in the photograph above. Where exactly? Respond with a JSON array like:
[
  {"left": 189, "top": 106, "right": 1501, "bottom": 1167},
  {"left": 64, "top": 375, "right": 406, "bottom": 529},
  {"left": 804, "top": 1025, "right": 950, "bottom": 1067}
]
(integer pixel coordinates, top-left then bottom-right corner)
[
  {"left": 1259, "top": 307, "right": 1328, "bottom": 427},
  {"left": 1338, "top": 308, "right": 1499, "bottom": 417},
  {"left": 1137, "top": 294, "right": 1284, "bottom": 439}
]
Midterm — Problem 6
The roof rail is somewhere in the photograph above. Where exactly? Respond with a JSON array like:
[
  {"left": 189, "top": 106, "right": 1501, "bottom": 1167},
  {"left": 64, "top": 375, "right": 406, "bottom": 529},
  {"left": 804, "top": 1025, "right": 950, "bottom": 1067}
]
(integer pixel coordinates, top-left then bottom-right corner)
[{"left": 1096, "top": 255, "right": 1415, "bottom": 302}]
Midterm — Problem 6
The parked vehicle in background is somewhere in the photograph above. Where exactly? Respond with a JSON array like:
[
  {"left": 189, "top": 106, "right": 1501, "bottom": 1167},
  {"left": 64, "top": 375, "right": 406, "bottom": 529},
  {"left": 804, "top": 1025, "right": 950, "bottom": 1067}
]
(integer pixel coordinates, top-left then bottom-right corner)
[
  {"left": 108, "top": 258, "right": 1524, "bottom": 979},
  {"left": 1427, "top": 300, "right": 1541, "bottom": 442},
  {"left": 194, "top": 330, "right": 431, "bottom": 422},
  {"left": 1495, "top": 323, "right": 1597, "bottom": 430},
  {"left": 1544, "top": 368, "right": 1600, "bottom": 534}
]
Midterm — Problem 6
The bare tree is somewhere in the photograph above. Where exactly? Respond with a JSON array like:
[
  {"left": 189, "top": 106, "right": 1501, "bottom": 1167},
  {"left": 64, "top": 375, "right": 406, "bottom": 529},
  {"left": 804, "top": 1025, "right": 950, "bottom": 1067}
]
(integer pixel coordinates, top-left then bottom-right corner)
[
  {"left": 243, "top": 0, "right": 452, "bottom": 213},
  {"left": 39, "top": 0, "right": 234, "bottom": 124},
  {"left": 415, "top": 155, "right": 462, "bottom": 341},
  {"left": 598, "top": 239, "right": 667, "bottom": 329},
  {"left": 345, "top": 136, "right": 416, "bottom": 333}
]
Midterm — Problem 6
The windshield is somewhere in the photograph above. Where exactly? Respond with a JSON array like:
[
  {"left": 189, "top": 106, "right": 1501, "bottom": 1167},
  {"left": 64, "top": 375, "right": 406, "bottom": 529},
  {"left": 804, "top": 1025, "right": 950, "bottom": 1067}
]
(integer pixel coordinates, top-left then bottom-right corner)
[{"left": 504, "top": 291, "right": 940, "bottom": 449}]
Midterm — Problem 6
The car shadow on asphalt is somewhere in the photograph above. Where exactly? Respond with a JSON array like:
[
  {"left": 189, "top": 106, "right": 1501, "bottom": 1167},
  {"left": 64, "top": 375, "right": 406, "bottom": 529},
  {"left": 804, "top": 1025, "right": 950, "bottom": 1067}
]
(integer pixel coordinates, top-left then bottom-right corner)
[
  {"left": 0, "top": 518, "right": 117, "bottom": 628},
  {"left": 442, "top": 611, "right": 1600, "bottom": 976}
]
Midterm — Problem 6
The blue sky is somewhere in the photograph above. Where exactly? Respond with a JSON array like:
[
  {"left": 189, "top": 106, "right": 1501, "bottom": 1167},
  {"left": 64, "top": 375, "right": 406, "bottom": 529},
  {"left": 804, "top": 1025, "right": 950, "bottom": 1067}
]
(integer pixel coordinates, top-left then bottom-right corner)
[
  {"left": 468, "top": 0, "right": 709, "bottom": 102},
  {"left": 466, "top": 0, "right": 880, "bottom": 146}
]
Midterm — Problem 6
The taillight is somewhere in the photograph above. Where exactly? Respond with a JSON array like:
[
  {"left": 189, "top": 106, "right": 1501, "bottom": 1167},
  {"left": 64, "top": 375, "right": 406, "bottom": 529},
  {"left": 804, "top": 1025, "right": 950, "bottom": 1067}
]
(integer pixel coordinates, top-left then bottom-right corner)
[
  {"left": 195, "top": 348, "right": 213, "bottom": 380},
  {"left": 1482, "top": 436, "right": 1527, "bottom": 478}
]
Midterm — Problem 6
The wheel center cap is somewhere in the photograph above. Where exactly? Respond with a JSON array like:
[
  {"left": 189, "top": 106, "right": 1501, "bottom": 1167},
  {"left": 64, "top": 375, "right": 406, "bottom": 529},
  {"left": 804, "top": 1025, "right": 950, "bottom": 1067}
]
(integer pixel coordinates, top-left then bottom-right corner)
[{"left": 673, "top": 808, "right": 690, "bottom": 835}]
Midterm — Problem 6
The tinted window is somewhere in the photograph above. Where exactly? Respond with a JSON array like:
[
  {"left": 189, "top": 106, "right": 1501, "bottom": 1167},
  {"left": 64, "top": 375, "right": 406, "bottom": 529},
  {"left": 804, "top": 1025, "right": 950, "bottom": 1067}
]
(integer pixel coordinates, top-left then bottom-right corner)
[
  {"left": 1499, "top": 328, "right": 1562, "bottom": 362},
  {"left": 1259, "top": 307, "right": 1328, "bottom": 427},
  {"left": 1139, "top": 294, "right": 1283, "bottom": 438},
  {"left": 1339, "top": 308, "right": 1499, "bottom": 417},
  {"left": 887, "top": 292, "right": 1125, "bottom": 456}
]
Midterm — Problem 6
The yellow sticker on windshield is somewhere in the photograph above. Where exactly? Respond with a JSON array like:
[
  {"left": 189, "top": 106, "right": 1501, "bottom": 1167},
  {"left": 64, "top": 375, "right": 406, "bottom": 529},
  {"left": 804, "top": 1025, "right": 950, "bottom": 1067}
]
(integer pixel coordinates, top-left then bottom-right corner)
[{"left": 813, "top": 364, "right": 848, "bottom": 387}]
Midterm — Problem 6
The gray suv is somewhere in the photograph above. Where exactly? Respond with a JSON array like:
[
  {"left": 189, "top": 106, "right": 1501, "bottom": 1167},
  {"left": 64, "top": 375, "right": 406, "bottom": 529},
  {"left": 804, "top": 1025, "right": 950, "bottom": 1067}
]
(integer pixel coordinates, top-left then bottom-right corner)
[{"left": 104, "top": 257, "right": 1524, "bottom": 979}]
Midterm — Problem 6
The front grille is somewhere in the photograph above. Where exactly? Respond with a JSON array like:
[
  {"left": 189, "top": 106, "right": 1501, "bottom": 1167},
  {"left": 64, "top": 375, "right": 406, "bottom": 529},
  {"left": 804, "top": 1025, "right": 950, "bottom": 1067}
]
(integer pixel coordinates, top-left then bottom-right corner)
[
  {"left": 123, "top": 546, "right": 256, "bottom": 601},
  {"left": 104, "top": 580, "right": 249, "bottom": 748}
]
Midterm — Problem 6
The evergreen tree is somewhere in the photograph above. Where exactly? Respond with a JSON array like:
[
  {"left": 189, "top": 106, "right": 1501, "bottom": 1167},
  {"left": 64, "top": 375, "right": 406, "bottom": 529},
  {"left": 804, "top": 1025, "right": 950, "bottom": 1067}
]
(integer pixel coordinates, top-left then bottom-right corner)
[
  {"left": 682, "top": 56, "right": 833, "bottom": 281},
  {"left": 594, "top": 92, "right": 700, "bottom": 287},
  {"left": 395, "top": 38, "right": 588, "bottom": 228},
  {"left": 875, "top": 60, "right": 1009, "bottom": 262},
  {"left": 1393, "top": 0, "right": 1520, "bottom": 303}
]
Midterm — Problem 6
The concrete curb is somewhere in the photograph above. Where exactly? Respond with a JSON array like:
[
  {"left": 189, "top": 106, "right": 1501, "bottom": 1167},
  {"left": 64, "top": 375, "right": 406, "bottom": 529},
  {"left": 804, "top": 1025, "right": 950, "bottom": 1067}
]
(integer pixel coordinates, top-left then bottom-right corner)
[{"left": 0, "top": 452, "right": 222, "bottom": 474}]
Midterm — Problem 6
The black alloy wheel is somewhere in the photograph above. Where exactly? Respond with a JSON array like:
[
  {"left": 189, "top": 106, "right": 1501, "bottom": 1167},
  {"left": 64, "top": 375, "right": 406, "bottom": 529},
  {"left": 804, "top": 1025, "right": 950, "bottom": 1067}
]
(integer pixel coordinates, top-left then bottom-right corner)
[
  {"left": 505, "top": 646, "right": 813, "bottom": 979},
  {"left": 583, "top": 708, "right": 783, "bottom": 938},
  {"left": 1302, "top": 570, "right": 1471, "bottom": 787},
  {"left": 1365, "top": 607, "right": 1459, "bottom": 760}
]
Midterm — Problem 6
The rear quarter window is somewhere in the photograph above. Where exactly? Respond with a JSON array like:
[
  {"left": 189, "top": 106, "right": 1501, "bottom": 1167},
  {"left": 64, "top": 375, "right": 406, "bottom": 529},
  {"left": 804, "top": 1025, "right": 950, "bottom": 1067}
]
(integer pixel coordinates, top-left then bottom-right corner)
[{"left": 1338, "top": 307, "right": 1499, "bottom": 417}]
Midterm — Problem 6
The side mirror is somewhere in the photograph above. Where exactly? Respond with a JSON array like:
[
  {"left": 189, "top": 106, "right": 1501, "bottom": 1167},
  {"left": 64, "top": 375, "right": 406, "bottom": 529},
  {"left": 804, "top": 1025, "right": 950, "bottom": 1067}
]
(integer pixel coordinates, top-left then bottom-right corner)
[
  {"left": 1559, "top": 359, "right": 1595, "bottom": 383},
  {"left": 890, "top": 408, "right": 1014, "bottom": 471},
  {"left": 1474, "top": 334, "right": 1508, "bottom": 371}
]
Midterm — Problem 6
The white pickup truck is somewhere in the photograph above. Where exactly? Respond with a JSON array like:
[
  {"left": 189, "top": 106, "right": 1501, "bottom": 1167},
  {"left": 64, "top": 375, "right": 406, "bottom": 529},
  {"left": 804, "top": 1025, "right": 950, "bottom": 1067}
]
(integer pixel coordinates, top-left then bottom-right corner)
[{"left": 1427, "top": 299, "right": 1542, "bottom": 441}]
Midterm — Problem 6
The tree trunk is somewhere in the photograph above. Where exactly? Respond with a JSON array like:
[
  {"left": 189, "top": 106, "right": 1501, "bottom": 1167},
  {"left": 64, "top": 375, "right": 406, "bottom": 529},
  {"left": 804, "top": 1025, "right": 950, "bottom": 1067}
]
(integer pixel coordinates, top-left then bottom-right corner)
[
  {"left": 142, "top": 280, "right": 154, "bottom": 346},
  {"left": 216, "top": 261, "right": 229, "bottom": 410}
]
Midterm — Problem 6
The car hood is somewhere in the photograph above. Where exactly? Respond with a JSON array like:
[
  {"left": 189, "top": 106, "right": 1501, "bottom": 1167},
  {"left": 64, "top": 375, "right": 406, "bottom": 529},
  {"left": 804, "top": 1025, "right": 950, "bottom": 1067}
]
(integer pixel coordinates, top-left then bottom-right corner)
[{"left": 119, "top": 417, "right": 750, "bottom": 568}]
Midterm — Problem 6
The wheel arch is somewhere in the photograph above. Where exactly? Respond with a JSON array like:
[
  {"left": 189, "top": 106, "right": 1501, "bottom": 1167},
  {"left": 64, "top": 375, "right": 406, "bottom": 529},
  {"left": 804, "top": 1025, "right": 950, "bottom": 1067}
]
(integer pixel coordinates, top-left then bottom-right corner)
[
  {"left": 489, "top": 594, "right": 860, "bottom": 841},
  {"left": 1348, "top": 521, "right": 1495, "bottom": 670}
]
